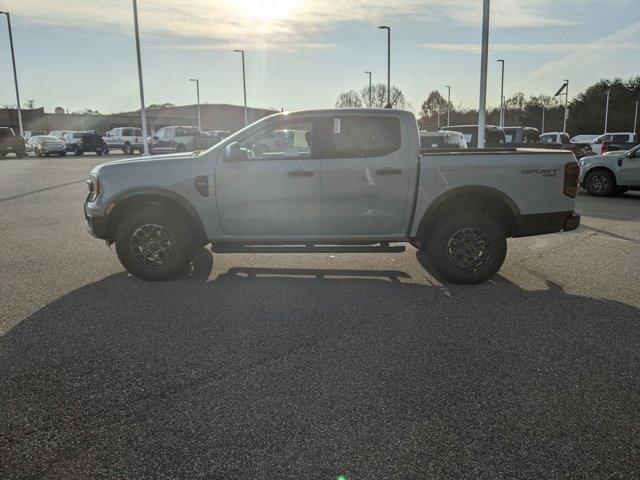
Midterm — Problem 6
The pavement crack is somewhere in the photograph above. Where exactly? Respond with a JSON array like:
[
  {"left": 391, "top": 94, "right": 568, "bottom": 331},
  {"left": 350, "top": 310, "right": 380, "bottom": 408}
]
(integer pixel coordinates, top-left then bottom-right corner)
[{"left": 0, "top": 179, "right": 86, "bottom": 202}]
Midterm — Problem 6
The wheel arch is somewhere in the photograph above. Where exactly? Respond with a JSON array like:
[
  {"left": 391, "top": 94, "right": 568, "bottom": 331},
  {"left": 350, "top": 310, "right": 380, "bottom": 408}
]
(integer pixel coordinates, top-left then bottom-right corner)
[
  {"left": 416, "top": 186, "right": 521, "bottom": 239},
  {"left": 106, "top": 188, "right": 207, "bottom": 243},
  {"left": 583, "top": 165, "right": 618, "bottom": 185}
]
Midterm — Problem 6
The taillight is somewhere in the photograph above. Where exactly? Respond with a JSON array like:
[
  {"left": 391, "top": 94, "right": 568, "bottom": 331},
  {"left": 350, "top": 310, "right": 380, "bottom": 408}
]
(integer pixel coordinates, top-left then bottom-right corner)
[
  {"left": 601, "top": 142, "right": 608, "bottom": 154},
  {"left": 564, "top": 162, "right": 579, "bottom": 198}
]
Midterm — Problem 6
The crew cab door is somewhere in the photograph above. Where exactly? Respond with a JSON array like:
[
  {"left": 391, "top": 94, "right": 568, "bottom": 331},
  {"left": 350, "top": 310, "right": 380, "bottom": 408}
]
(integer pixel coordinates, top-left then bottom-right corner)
[
  {"left": 318, "top": 114, "right": 412, "bottom": 235},
  {"left": 215, "top": 117, "right": 322, "bottom": 236},
  {"left": 621, "top": 146, "right": 640, "bottom": 185}
]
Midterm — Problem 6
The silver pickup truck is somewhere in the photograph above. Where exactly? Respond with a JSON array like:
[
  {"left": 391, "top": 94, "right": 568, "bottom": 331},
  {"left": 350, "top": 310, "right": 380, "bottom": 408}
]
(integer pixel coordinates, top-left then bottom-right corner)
[{"left": 85, "top": 109, "right": 580, "bottom": 284}]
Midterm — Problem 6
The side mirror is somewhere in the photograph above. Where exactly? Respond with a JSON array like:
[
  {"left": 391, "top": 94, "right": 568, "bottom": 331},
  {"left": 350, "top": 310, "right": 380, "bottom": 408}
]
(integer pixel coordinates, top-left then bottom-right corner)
[
  {"left": 152, "top": 135, "right": 159, "bottom": 140},
  {"left": 225, "top": 142, "right": 241, "bottom": 160}
]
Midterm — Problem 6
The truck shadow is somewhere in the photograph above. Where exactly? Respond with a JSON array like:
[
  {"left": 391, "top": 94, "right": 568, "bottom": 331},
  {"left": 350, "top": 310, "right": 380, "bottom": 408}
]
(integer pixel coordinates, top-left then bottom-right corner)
[{"left": 2, "top": 247, "right": 640, "bottom": 477}]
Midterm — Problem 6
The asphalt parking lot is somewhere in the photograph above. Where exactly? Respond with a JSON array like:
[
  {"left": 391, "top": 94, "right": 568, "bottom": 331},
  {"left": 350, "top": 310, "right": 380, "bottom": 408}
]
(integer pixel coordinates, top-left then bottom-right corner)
[{"left": 1, "top": 155, "right": 639, "bottom": 479}]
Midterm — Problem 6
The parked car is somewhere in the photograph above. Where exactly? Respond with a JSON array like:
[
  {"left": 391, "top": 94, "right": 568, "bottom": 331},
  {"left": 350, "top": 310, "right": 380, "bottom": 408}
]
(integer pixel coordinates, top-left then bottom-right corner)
[
  {"left": 149, "top": 126, "right": 220, "bottom": 154},
  {"left": 446, "top": 125, "right": 506, "bottom": 148},
  {"left": 85, "top": 109, "right": 580, "bottom": 285},
  {"left": 503, "top": 127, "right": 540, "bottom": 144},
  {"left": 420, "top": 130, "right": 467, "bottom": 149},
  {"left": 590, "top": 132, "right": 639, "bottom": 155},
  {"left": 63, "top": 131, "right": 107, "bottom": 156},
  {"left": 0, "top": 127, "right": 26, "bottom": 158},
  {"left": 539, "top": 132, "right": 570, "bottom": 145},
  {"left": 539, "top": 131, "right": 592, "bottom": 159},
  {"left": 578, "top": 144, "right": 640, "bottom": 196},
  {"left": 48, "top": 130, "right": 72, "bottom": 140},
  {"left": 28, "top": 135, "right": 67, "bottom": 157},
  {"left": 103, "top": 127, "right": 145, "bottom": 154}
]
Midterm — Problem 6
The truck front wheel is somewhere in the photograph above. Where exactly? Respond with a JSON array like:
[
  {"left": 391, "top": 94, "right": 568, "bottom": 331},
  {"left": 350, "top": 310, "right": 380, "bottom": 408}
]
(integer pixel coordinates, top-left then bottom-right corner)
[
  {"left": 584, "top": 170, "right": 614, "bottom": 196},
  {"left": 115, "top": 207, "right": 195, "bottom": 280},
  {"left": 424, "top": 212, "right": 507, "bottom": 284}
]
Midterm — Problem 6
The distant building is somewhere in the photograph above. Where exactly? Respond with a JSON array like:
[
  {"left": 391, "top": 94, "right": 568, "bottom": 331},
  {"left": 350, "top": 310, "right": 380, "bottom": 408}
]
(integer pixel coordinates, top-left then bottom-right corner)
[{"left": 0, "top": 104, "right": 277, "bottom": 134}]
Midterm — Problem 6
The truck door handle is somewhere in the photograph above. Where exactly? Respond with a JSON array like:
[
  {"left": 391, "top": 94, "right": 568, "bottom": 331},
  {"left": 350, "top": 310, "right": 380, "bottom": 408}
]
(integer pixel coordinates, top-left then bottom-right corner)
[
  {"left": 376, "top": 168, "right": 402, "bottom": 175},
  {"left": 287, "top": 170, "right": 314, "bottom": 177}
]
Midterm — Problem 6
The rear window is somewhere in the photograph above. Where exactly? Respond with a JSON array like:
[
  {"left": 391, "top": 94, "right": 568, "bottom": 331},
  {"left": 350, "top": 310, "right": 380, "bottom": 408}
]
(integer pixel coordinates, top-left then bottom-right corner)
[
  {"left": 420, "top": 135, "right": 445, "bottom": 148},
  {"left": 318, "top": 116, "right": 401, "bottom": 158},
  {"left": 539, "top": 134, "right": 556, "bottom": 144},
  {"left": 611, "top": 134, "right": 629, "bottom": 143},
  {"left": 503, "top": 129, "right": 518, "bottom": 143}
]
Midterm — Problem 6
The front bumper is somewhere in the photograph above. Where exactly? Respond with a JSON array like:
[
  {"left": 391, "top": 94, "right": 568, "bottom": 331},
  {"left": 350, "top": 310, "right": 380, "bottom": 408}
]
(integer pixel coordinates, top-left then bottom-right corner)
[
  {"left": 84, "top": 196, "right": 109, "bottom": 239},
  {"left": 39, "top": 145, "right": 66, "bottom": 153}
]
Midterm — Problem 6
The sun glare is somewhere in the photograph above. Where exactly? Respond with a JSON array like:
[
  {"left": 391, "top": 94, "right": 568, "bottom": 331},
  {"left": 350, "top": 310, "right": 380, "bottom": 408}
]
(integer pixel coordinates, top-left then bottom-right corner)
[{"left": 233, "top": 0, "right": 301, "bottom": 22}]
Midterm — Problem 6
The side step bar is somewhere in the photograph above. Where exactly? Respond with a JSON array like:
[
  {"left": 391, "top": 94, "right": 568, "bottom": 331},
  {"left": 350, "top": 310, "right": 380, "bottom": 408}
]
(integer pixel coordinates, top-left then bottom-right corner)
[{"left": 211, "top": 243, "right": 406, "bottom": 254}]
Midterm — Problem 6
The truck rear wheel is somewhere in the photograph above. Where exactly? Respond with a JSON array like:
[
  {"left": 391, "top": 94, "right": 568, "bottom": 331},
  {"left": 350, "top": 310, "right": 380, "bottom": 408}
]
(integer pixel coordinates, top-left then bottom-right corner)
[
  {"left": 115, "top": 207, "right": 195, "bottom": 281},
  {"left": 424, "top": 212, "right": 506, "bottom": 284}
]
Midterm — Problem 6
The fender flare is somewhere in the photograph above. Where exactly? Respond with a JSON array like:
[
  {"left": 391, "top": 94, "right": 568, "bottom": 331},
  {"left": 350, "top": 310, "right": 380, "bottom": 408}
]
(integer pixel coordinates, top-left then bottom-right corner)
[
  {"left": 417, "top": 185, "right": 521, "bottom": 238},
  {"left": 108, "top": 187, "right": 207, "bottom": 241}
]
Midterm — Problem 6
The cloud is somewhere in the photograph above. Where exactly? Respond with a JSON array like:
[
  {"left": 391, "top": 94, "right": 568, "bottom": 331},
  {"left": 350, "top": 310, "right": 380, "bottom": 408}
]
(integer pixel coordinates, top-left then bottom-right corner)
[
  {"left": 420, "top": 41, "right": 640, "bottom": 54},
  {"left": 520, "top": 21, "right": 640, "bottom": 83},
  {"left": 3, "top": 0, "right": 597, "bottom": 50}
]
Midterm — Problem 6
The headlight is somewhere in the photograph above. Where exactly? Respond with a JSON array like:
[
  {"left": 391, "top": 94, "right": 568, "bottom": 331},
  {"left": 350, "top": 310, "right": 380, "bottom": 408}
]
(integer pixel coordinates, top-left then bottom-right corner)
[{"left": 86, "top": 175, "right": 101, "bottom": 202}]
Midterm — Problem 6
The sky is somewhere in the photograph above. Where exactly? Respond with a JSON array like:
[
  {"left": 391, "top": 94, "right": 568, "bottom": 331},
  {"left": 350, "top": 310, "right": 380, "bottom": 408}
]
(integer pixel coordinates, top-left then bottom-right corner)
[{"left": 0, "top": 0, "right": 639, "bottom": 116}]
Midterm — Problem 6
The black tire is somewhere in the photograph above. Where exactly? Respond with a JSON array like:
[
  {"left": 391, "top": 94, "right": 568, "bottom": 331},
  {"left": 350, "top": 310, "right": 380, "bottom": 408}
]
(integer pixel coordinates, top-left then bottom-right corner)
[
  {"left": 73, "top": 145, "right": 82, "bottom": 156},
  {"left": 424, "top": 212, "right": 507, "bottom": 285},
  {"left": 59, "top": 152, "right": 66, "bottom": 156},
  {"left": 123, "top": 142, "right": 134, "bottom": 155},
  {"left": 15, "top": 151, "right": 24, "bottom": 159},
  {"left": 96, "top": 149, "right": 103, "bottom": 156},
  {"left": 585, "top": 169, "right": 614, "bottom": 196},
  {"left": 115, "top": 207, "right": 195, "bottom": 281},
  {"left": 176, "top": 143, "right": 187, "bottom": 153}
]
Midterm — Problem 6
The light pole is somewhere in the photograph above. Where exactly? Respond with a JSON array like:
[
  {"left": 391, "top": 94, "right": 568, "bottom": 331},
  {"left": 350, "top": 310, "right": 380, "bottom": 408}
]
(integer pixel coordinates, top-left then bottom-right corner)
[
  {"left": 563, "top": 79, "right": 569, "bottom": 133},
  {"left": 541, "top": 105, "right": 545, "bottom": 133},
  {"left": 634, "top": 100, "right": 638, "bottom": 134},
  {"left": 0, "top": 11, "right": 23, "bottom": 136},
  {"left": 496, "top": 59, "right": 505, "bottom": 127},
  {"left": 233, "top": 49, "right": 248, "bottom": 126},
  {"left": 365, "top": 71, "right": 372, "bottom": 108},
  {"left": 477, "top": 0, "right": 490, "bottom": 148},
  {"left": 132, "top": 0, "right": 149, "bottom": 155},
  {"left": 189, "top": 79, "right": 201, "bottom": 131},
  {"left": 378, "top": 26, "right": 390, "bottom": 107},
  {"left": 604, "top": 88, "right": 611, "bottom": 134},
  {"left": 445, "top": 85, "right": 451, "bottom": 127}
]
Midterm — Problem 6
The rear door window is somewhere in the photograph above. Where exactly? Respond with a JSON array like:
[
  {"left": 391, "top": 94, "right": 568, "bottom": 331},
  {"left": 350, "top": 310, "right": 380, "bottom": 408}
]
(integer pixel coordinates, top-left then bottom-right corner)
[{"left": 317, "top": 116, "right": 401, "bottom": 158}]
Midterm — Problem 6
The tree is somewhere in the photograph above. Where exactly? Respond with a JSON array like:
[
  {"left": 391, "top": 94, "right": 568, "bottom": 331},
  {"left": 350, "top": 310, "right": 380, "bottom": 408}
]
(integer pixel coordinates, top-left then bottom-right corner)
[
  {"left": 54, "top": 106, "right": 65, "bottom": 114},
  {"left": 24, "top": 99, "right": 36, "bottom": 109},
  {"left": 335, "top": 83, "right": 408, "bottom": 109},
  {"left": 418, "top": 90, "right": 449, "bottom": 127},
  {"left": 335, "top": 90, "right": 363, "bottom": 108}
]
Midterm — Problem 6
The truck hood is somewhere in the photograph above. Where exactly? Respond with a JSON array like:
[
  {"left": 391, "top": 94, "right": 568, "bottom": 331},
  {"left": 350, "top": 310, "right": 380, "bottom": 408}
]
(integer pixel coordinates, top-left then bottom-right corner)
[{"left": 91, "top": 150, "right": 214, "bottom": 175}]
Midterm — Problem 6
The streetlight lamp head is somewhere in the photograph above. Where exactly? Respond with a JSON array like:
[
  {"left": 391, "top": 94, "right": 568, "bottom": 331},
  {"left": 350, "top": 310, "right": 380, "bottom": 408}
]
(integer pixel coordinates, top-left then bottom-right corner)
[
  {"left": 189, "top": 78, "right": 197, "bottom": 82},
  {"left": 233, "top": 49, "right": 243, "bottom": 53},
  {"left": 378, "top": 25, "right": 389, "bottom": 30}
]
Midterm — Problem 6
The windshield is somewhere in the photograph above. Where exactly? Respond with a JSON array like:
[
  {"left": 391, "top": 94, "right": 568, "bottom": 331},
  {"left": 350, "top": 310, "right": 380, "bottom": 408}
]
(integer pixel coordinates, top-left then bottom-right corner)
[{"left": 539, "top": 134, "right": 557, "bottom": 144}]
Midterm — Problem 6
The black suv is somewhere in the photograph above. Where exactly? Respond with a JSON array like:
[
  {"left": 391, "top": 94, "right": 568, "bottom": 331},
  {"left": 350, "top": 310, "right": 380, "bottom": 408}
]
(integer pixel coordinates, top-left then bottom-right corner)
[
  {"left": 0, "top": 127, "right": 26, "bottom": 158},
  {"left": 65, "top": 131, "right": 107, "bottom": 156}
]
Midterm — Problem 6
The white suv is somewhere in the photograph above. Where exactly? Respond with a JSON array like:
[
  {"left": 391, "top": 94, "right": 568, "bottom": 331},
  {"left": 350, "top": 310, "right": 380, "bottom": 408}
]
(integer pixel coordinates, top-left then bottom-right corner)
[{"left": 103, "top": 127, "right": 145, "bottom": 155}]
